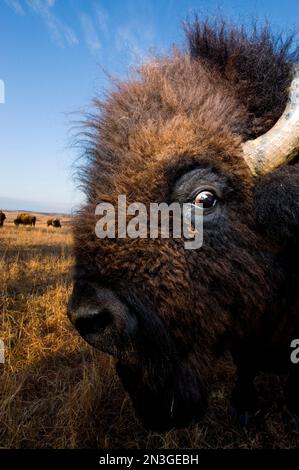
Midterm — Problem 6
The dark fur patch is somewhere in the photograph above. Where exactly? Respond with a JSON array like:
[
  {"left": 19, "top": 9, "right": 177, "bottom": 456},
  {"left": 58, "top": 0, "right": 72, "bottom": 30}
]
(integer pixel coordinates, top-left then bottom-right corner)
[
  {"left": 255, "top": 163, "right": 299, "bottom": 246},
  {"left": 184, "top": 17, "right": 299, "bottom": 139}
]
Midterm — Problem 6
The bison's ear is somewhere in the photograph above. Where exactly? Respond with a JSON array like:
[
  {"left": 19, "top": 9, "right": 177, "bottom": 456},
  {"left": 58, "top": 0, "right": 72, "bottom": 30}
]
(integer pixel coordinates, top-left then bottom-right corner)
[{"left": 254, "top": 162, "right": 299, "bottom": 246}]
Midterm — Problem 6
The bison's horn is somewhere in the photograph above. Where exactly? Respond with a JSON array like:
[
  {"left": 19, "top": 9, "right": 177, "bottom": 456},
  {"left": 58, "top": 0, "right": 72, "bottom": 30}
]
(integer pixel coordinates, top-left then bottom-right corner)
[{"left": 242, "top": 65, "right": 299, "bottom": 175}]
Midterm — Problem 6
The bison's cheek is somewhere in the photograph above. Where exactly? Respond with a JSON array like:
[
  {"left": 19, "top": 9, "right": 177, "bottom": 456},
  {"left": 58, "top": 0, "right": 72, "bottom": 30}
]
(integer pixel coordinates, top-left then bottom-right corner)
[{"left": 116, "top": 361, "right": 207, "bottom": 431}]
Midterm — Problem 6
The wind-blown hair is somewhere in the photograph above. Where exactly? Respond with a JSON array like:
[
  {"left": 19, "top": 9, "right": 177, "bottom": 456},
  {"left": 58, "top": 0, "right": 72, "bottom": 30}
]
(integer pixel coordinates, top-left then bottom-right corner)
[{"left": 184, "top": 17, "right": 299, "bottom": 139}]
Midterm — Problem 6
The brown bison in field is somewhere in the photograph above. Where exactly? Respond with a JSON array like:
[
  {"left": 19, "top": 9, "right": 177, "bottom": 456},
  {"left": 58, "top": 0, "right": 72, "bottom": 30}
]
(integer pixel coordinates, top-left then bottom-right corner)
[
  {"left": 14, "top": 213, "right": 36, "bottom": 227},
  {"left": 0, "top": 211, "right": 6, "bottom": 227},
  {"left": 47, "top": 218, "right": 61, "bottom": 228},
  {"left": 68, "top": 20, "right": 299, "bottom": 431}
]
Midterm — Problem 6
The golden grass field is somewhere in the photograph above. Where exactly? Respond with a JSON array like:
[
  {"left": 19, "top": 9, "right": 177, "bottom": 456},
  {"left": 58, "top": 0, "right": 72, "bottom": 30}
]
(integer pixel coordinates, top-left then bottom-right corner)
[{"left": 0, "top": 216, "right": 298, "bottom": 448}]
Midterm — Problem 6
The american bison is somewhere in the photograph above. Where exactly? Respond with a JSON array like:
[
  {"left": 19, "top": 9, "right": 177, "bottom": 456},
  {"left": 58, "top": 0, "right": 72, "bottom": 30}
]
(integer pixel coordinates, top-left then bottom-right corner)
[
  {"left": 47, "top": 218, "right": 61, "bottom": 228},
  {"left": 0, "top": 211, "right": 6, "bottom": 227},
  {"left": 68, "top": 20, "right": 299, "bottom": 431},
  {"left": 14, "top": 213, "right": 36, "bottom": 227}
]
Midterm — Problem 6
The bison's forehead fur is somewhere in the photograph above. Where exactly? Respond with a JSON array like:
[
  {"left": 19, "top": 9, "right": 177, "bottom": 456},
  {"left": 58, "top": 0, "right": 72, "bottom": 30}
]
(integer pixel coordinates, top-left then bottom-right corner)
[{"left": 85, "top": 53, "right": 252, "bottom": 197}]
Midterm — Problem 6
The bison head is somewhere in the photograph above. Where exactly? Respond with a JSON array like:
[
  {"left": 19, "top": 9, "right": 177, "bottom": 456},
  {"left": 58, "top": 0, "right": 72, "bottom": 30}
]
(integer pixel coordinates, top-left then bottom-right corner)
[{"left": 68, "top": 21, "right": 299, "bottom": 431}]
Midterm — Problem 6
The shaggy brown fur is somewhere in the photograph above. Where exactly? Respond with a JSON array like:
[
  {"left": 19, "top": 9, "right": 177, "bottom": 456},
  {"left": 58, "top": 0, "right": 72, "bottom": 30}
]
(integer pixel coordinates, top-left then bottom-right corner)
[
  {"left": 185, "top": 18, "right": 299, "bottom": 139},
  {"left": 69, "top": 19, "right": 299, "bottom": 431}
]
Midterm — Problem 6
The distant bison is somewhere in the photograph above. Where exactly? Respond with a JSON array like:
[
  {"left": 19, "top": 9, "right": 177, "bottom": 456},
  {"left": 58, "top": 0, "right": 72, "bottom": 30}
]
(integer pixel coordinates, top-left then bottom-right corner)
[
  {"left": 14, "top": 213, "right": 36, "bottom": 227},
  {"left": 0, "top": 211, "right": 6, "bottom": 227},
  {"left": 47, "top": 218, "right": 61, "bottom": 228}
]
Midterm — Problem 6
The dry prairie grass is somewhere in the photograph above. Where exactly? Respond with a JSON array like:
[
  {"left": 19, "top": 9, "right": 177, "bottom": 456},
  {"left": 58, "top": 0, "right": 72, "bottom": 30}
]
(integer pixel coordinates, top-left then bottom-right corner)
[{"left": 0, "top": 224, "right": 298, "bottom": 448}]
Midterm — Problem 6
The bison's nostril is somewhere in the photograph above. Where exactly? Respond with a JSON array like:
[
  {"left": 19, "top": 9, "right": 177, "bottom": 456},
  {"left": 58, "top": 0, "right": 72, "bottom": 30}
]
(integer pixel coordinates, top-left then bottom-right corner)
[{"left": 75, "top": 308, "right": 113, "bottom": 336}]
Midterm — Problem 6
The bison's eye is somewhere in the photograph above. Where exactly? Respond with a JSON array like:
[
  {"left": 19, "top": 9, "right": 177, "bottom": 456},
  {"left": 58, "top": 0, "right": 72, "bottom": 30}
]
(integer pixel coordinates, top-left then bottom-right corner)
[{"left": 194, "top": 190, "right": 218, "bottom": 209}]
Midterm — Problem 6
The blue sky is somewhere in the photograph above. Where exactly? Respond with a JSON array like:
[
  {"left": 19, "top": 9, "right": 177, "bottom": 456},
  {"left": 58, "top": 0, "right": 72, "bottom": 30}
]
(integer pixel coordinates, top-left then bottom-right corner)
[{"left": 0, "top": 0, "right": 298, "bottom": 213}]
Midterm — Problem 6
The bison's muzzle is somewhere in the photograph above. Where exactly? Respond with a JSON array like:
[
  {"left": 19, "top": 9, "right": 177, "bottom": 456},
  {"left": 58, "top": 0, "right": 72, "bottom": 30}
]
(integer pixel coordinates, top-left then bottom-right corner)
[
  {"left": 68, "top": 282, "right": 137, "bottom": 358},
  {"left": 68, "top": 280, "right": 208, "bottom": 431}
]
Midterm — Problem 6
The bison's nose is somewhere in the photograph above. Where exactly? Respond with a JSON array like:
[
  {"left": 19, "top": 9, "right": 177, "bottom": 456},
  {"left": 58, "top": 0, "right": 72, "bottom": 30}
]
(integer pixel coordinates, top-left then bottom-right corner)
[
  {"left": 68, "top": 283, "right": 137, "bottom": 357},
  {"left": 74, "top": 308, "right": 113, "bottom": 337}
]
